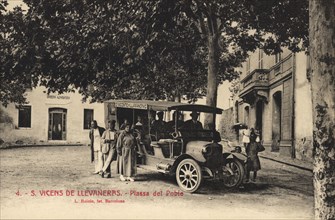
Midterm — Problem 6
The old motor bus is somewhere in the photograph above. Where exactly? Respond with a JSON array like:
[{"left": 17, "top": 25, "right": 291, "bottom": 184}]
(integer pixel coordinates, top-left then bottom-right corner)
[{"left": 104, "top": 100, "right": 246, "bottom": 193}]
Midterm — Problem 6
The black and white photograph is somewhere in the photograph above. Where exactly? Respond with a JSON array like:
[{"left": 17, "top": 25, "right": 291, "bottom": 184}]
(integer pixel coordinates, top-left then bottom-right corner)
[{"left": 0, "top": 0, "right": 334, "bottom": 219}]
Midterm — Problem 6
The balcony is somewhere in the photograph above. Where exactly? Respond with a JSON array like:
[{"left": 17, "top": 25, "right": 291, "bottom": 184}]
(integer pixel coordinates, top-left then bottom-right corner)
[{"left": 239, "top": 69, "right": 270, "bottom": 105}]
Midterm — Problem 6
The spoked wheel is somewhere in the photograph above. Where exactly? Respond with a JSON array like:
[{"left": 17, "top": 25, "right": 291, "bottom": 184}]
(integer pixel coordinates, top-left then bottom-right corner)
[
  {"left": 222, "top": 158, "right": 245, "bottom": 188},
  {"left": 176, "top": 159, "right": 202, "bottom": 193}
]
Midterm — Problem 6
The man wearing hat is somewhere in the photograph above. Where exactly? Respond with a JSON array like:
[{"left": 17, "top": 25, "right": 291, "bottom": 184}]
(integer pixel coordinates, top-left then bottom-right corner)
[
  {"left": 183, "top": 111, "right": 203, "bottom": 130},
  {"left": 167, "top": 111, "right": 184, "bottom": 132},
  {"left": 151, "top": 111, "right": 166, "bottom": 140},
  {"left": 101, "top": 120, "right": 118, "bottom": 178}
]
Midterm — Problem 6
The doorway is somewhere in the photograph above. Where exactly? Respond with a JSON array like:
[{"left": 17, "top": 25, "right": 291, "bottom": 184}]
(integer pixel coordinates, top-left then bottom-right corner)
[
  {"left": 271, "top": 91, "right": 282, "bottom": 151},
  {"left": 256, "top": 100, "right": 263, "bottom": 138},
  {"left": 244, "top": 106, "right": 250, "bottom": 126},
  {"left": 48, "top": 108, "right": 67, "bottom": 140}
]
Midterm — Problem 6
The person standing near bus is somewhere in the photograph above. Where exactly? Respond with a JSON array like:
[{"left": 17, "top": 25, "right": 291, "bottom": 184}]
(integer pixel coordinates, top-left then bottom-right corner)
[
  {"left": 245, "top": 129, "right": 261, "bottom": 182},
  {"left": 241, "top": 125, "right": 250, "bottom": 149},
  {"left": 89, "top": 120, "right": 105, "bottom": 174},
  {"left": 116, "top": 123, "right": 137, "bottom": 182},
  {"left": 101, "top": 120, "right": 117, "bottom": 178}
]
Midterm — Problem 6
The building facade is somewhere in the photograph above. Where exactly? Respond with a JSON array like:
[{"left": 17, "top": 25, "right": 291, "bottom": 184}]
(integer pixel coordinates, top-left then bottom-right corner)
[
  {"left": 234, "top": 48, "right": 313, "bottom": 161},
  {"left": 0, "top": 87, "right": 105, "bottom": 145}
]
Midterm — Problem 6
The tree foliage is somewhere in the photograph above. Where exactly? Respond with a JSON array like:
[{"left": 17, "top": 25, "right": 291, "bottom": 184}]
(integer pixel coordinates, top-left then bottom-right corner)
[
  {"left": 0, "top": 0, "right": 308, "bottom": 107},
  {"left": 0, "top": 0, "right": 32, "bottom": 106}
]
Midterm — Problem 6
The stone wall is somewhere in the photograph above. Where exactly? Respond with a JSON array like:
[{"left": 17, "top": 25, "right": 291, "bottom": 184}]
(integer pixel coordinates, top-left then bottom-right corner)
[
  {"left": 294, "top": 53, "right": 314, "bottom": 162},
  {"left": 295, "top": 138, "right": 313, "bottom": 162},
  {"left": 282, "top": 78, "right": 292, "bottom": 141},
  {"left": 219, "top": 107, "right": 237, "bottom": 141},
  {"left": 237, "top": 50, "right": 313, "bottom": 161}
]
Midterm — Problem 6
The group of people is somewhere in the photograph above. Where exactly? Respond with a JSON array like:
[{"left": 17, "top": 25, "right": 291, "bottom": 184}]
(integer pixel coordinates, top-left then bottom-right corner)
[
  {"left": 89, "top": 113, "right": 262, "bottom": 184},
  {"left": 88, "top": 110, "right": 204, "bottom": 181},
  {"left": 241, "top": 126, "right": 263, "bottom": 183},
  {"left": 150, "top": 110, "right": 203, "bottom": 140},
  {"left": 89, "top": 120, "right": 137, "bottom": 182}
]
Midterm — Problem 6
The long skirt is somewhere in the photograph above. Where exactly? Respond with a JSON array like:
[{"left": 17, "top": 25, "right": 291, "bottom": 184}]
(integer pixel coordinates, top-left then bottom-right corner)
[
  {"left": 246, "top": 142, "right": 261, "bottom": 171},
  {"left": 117, "top": 147, "right": 136, "bottom": 177},
  {"left": 246, "top": 155, "right": 261, "bottom": 171}
]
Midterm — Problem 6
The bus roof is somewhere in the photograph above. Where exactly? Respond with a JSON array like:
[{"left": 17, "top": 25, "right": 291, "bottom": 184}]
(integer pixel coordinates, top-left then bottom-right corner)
[{"left": 104, "top": 99, "right": 223, "bottom": 114}]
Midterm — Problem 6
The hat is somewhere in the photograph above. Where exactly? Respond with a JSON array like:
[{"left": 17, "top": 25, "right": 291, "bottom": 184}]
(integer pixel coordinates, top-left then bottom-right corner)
[
  {"left": 190, "top": 111, "right": 199, "bottom": 117},
  {"left": 157, "top": 111, "right": 164, "bottom": 116},
  {"left": 108, "top": 120, "right": 116, "bottom": 125}
]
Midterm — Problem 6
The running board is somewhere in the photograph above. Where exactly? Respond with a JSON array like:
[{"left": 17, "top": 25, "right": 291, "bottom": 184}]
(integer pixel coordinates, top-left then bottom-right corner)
[{"left": 137, "top": 165, "right": 169, "bottom": 174}]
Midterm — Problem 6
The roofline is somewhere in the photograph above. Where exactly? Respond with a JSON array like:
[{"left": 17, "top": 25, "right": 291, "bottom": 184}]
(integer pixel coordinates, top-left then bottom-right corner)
[{"left": 104, "top": 99, "right": 222, "bottom": 114}]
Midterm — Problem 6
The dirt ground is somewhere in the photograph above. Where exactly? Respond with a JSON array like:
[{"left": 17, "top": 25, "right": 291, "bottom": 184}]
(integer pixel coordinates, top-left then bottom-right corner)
[{"left": 0, "top": 145, "right": 314, "bottom": 219}]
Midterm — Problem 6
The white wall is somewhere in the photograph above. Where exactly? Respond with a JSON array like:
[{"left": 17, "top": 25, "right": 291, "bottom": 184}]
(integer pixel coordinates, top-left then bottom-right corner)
[
  {"left": 294, "top": 52, "right": 313, "bottom": 138},
  {"left": 0, "top": 86, "right": 104, "bottom": 144},
  {"left": 294, "top": 52, "right": 314, "bottom": 160}
]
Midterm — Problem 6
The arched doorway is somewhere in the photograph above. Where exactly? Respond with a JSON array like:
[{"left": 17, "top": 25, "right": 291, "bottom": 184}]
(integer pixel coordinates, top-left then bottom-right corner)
[
  {"left": 244, "top": 106, "right": 249, "bottom": 126},
  {"left": 271, "top": 91, "right": 282, "bottom": 151},
  {"left": 48, "top": 108, "right": 67, "bottom": 140}
]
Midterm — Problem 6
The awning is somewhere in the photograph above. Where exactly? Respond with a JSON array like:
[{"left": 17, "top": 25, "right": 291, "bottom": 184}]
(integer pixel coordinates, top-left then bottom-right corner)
[{"left": 104, "top": 99, "right": 223, "bottom": 114}]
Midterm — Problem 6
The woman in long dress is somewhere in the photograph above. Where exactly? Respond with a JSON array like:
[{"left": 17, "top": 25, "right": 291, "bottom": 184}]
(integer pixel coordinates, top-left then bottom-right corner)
[
  {"left": 116, "top": 123, "right": 137, "bottom": 182},
  {"left": 245, "top": 129, "right": 261, "bottom": 182}
]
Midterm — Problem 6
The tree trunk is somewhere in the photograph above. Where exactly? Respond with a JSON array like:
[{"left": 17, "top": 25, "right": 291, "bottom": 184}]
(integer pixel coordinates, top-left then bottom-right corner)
[
  {"left": 204, "top": 33, "right": 219, "bottom": 129},
  {"left": 309, "top": 0, "right": 335, "bottom": 219}
]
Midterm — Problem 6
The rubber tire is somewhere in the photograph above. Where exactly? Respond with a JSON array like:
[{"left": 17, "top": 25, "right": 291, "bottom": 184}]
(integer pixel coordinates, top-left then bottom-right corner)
[
  {"left": 176, "top": 159, "right": 202, "bottom": 193},
  {"left": 222, "top": 158, "right": 245, "bottom": 189}
]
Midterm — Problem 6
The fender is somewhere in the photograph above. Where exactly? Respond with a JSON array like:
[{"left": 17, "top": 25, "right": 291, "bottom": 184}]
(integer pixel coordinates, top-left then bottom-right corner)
[
  {"left": 223, "top": 152, "right": 247, "bottom": 161},
  {"left": 171, "top": 154, "right": 194, "bottom": 173},
  {"left": 184, "top": 141, "right": 212, "bottom": 163}
]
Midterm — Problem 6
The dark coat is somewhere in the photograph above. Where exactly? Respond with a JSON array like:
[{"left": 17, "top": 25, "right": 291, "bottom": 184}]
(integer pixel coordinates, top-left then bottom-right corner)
[
  {"left": 89, "top": 126, "right": 105, "bottom": 162},
  {"left": 150, "top": 120, "right": 167, "bottom": 140},
  {"left": 246, "top": 133, "right": 261, "bottom": 171},
  {"left": 166, "top": 120, "right": 184, "bottom": 132},
  {"left": 183, "top": 120, "right": 203, "bottom": 130}
]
